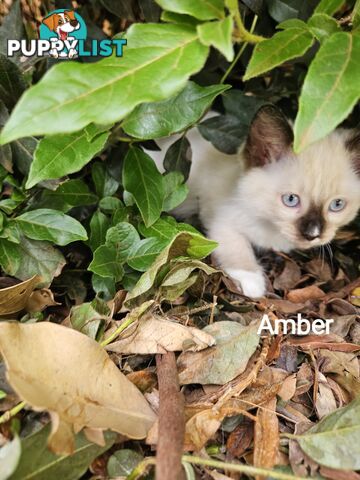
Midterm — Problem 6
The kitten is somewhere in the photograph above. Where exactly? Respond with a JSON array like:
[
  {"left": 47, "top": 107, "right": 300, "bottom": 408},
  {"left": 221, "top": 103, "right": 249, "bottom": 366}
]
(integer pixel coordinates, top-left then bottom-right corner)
[{"left": 148, "top": 105, "right": 360, "bottom": 298}]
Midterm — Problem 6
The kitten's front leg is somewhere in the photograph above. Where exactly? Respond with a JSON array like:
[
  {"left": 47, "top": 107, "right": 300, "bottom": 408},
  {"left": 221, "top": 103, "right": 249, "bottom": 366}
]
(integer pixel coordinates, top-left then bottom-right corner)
[{"left": 207, "top": 221, "right": 266, "bottom": 298}]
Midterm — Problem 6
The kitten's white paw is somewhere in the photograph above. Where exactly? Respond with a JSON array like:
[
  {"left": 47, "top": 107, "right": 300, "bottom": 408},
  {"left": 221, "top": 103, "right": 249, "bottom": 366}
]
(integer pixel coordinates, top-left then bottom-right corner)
[{"left": 226, "top": 268, "right": 266, "bottom": 298}]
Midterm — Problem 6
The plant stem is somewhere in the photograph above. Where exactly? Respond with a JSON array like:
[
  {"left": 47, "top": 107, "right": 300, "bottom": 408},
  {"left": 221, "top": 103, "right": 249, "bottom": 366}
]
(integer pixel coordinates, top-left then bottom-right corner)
[
  {"left": 100, "top": 315, "right": 136, "bottom": 347},
  {"left": 127, "top": 455, "right": 308, "bottom": 480},
  {"left": 182, "top": 455, "right": 307, "bottom": 480},
  {"left": 221, "top": 15, "right": 259, "bottom": 84},
  {"left": 0, "top": 401, "right": 26, "bottom": 424},
  {"left": 233, "top": 10, "right": 264, "bottom": 43}
]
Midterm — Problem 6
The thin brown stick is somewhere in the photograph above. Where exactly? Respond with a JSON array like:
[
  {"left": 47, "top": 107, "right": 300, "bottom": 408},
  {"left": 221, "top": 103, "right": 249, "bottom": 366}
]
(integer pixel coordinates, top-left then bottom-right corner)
[{"left": 156, "top": 352, "right": 185, "bottom": 480}]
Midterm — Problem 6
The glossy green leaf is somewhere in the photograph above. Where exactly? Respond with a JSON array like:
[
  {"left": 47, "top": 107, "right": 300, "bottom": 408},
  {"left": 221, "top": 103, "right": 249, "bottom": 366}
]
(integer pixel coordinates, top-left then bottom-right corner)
[
  {"left": 277, "top": 18, "right": 308, "bottom": 29},
  {"left": 69, "top": 298, "right": 110, "bottom": 339},
  {"left": 15, "top": 209, "right": 88, "bottom": 246},
  {"left": 162, "top": 171, "right": 189, "bottom": 211},
  {"left": 11, "top": 136, "right": 38, "bottom": 177},
  {"left": 197, "top": 16, "right": 234, "bottom": 61},
  {"left": 1, "top": 237, "right": 65, "bottom": 284},
  {"left": 0, "top": 24, "right": 209, "bottom": 144},
  {"left": 353, "top": 0, "right": 360, "bottom": 28},
  {"left": 9, "top": 426, "right": 116, "bottom": 480},
  {"left": 107, "top": 449, "right": 143, "bottom": 477},
  {"left": 0, "top": 55, "right": 26, "bottom": 110},
  {"left": 123, "top": 147, "right": 164, "bottom": 227},
  {"left": 26, "top": 128, "right": 109, "bottom": 189},
  {"left": 294, "top": 32, "right": 360, "bottom": 152},
  {"left": 92, "top": 274, "right": 116, "bottom": 300},
  {"left": 315, "top": 0, "right": 344, "bottom": 16},
  {"left": 127, "top": 237, "right": 168, "bottom": 271},
  {"left": 161, "top": 10, "right": 200, "bottom": 25},
  {"left": 139, "top": 217, "right": 180, "bottom": 241},
  {"left": 155, "top": 0, "right": 225, "bottom": 20},
  {"left": 125, "top": 231, "right": 217, "bottom": 306},
  {"left": 89, "top": 210, "right": 111, "bottom": 251},
  {"left": 307, "top": 13, "right": 340, "bottom": 43},
  {"left": 198, "top": 114, "right": 245, "bottom": 154},
  {"left": 91, "top": 162, "right": 119, "bottom": 198},
  {"left": 35, "top": 179, "right": 98, "bottom": 212},
  {"left": 88, "top": 245, "right": 124, "bottom": 281},
  {"left": 89, "top": 222, "right": 140, "bottom": 279},
  {"left": 122, "top": 81, "right": 230, "bottom": 139},
  {"left": 244, "top": 28, "right": 314, "bottom": 80},
  {"left": 163, "top": 136, "right": 192, "bottom": 181},
  {"left": 298, "top": 396, "right": 360, "bottom": 470}
]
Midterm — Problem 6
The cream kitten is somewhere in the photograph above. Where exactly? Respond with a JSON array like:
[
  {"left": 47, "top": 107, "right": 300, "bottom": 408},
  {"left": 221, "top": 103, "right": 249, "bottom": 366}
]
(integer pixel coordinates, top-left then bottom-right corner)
[{"left": 148, "top": 106, "right": 360, "bottom": 298}]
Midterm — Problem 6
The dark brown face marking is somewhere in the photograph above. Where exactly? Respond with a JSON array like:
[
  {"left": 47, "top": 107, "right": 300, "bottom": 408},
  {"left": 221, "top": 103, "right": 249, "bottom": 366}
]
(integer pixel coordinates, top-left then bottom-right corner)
[
  {"left": 297, "top": 205, "right": 325, "bottom": 241},
  {"left": 244, "top": 105, "right": 294, "bottom": 168},
  {"left": 345, "top": 130, "right": 360, "bottom": 176}
]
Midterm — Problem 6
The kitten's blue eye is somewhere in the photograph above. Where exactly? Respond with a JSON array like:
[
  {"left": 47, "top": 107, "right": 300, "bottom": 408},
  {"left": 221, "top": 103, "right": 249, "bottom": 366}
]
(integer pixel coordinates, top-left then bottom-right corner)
[
  {"left": 281, "top": 193, "right": 300, "bottom": 207},
  {"left": 329, "top": 198, "right": 346, "bottom": 212}
]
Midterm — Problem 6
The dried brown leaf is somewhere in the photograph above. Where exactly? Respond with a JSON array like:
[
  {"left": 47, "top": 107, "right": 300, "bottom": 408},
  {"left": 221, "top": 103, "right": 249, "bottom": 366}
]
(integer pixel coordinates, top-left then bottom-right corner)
[
  {"left": 287, "top": 285, "right": 325, "bottom": 303},
  {"left": 0, "top": 275, "right": 40, "bottom": 315}
]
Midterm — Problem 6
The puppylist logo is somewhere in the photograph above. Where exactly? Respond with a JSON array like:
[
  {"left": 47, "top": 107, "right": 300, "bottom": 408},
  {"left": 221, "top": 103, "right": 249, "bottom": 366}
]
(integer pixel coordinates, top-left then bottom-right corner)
[{"left": 7, "top": 9, "right": 126, "bottom": 59}]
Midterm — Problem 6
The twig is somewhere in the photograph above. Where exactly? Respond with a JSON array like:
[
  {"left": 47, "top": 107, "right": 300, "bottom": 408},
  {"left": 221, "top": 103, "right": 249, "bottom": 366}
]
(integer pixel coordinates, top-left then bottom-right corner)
[
  {"left": 156, "top": 352, "right": 185, "bottom": 480},
  {"left": 0, "top": 400, "right": 26, "bottom": 424},
  {"left": 182, "top": 455, "right": 307, "bottom": 480}
]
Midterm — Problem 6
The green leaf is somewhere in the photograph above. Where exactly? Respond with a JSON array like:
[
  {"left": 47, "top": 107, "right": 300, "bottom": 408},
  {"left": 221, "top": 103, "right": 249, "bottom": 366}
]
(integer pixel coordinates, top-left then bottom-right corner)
[
  {"left": 125, "top": 231, "right": 217, "bottom": 306},
  {"left": 9, "top": 426, "right": 116, "bottom": 480},
  {"left": 244, "top": 28, "right": 314, "bottom": 80},
  {"left": 1, "top": 237, "right": 66, "bottom": 284},
  {"left": 294, "top": 32, "right": 360, "bottom": 152},
  {"left": 139, "top": 217, "right": 180, "bottom": 241},
  {"left": 127, "top": 237, "right": 168, "bottom": 271},
  {"left": 0, "top": 238, "right": 21, "bottom": 273},
  {"left": 178, "top": 321, "right": 260, "bottom": 384},
  {"left": 69, "top": 298, "right": 110, "bottom": 339},
  {"left": 99, "top": 196, "right": 123, "bottom": 213},
  {"left": 353, "top": 0, "right": 360, "bottom": 29},
  {"left": 89, "top": 222, "right": 140, "bottom": 279},
  {"left": 35, "top": 180, "right": 98, "bottom": 212},
  {"left": 161, "top": 11, "right": 201, "bottom": 25},
  {"left": 11, "top": 137, "right": 38, "bottom": 177},
  {"left": 198, "top": 114, "right": 245, "bottom": 153},
  {"left": 88, "top": 245, "right": 124, "bottom": 281},
  {"left": 164, "top": 136, "right": 192, "bottom": 181},
  {"left": 307, "top": 13, "right": 340, "bottom": 43},
  {"left": 0, "top": 55, "right": 26, "bottom": 110},
  {"left": 26, "top": 129, "right": 109, "bottom": 188},
  {"left": 0, "top": 435, "right": 21, "bottom": 480},
  {"left": 15, "top": 209, "right": 88, "bottom": 246},
  {"left": 0, "top": 23, "right": 209, "bottom": 144},
  {"left": 298, "top": 396, "right": 360, "bottom": 470},
  {"left": 315, "top": 0, "right": 344, "bottom": 16},
  {"left": 89, "top": 210, "right": 111, "bottom": 251},
  {"left": 162, "top": 171, "right": 189, "bottom": 211},
  {"left": 0, "top": 1, "right": 25, "bottom": 63},
  {"left": 107, "top": 449, "right": 143, "bottom": 477},
  {"left": 92, "top": 162, "right": 119, "bottom": 198},
  {"left": 92, "top": 274, "right": 116, "bottom": 300},
  {"left": 122, "top": 81, "right": 230, "bottom": 139},
  {"left": 155, "top": 0, "right": 225, "bottom": 20},
  {"left": 197, "top": 16, "right": 234, "bottom": 61},
  {"left": 123, "top": 147, "right": 164, "bottom": 227},
  {"left": 277, "top": 19, "right": 308, "bottom": 29}
]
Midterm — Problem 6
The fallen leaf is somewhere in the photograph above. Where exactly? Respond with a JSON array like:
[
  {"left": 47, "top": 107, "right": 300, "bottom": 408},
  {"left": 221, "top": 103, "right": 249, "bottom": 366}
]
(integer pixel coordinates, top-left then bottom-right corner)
[
  {"left": 8, "top": 425, "right": 116, "bottom": 480},
  {"left": 273, "top": 260, "right": 301, "bottom": 291},
  {"left": 25, "top": 288, "right": 60, "bottom": 313},
  {"left": 318, "top": 350, "right": 359, "bottom": 378},
  {"left": 0, "top": 322, "right": 156, "bottom": 455},
  {"left": 177, "top": 321, "right": 260, "bottom": 385},
  {"left": 315, "top": 372, "right": 337, "bottom": 419},
  {"left": 253, "top": 397, "right": 279, "bottom": 479},
  {"left": 105, "top": 313, "right": 215, "bottom": 354},
  {"left": 0, "top": 275, "right": 40, "bottom": 315},
  {"left": 278, "top": 374, "right": 297, "bottom": 401},
  {"left": 226, "top": 419, "right": 253, "bottom": 458},
  {"left": 350, "top": 287, "right": 360, "bottom": 307},
  {"left": 287, "top": 285, "right": 325, "bottom": 303},
  {"left": 289, "top": 422, "right": 319, "bottom": 478},
  {"left": 297, "top": 396, "right": 360, "bottom": 470}
]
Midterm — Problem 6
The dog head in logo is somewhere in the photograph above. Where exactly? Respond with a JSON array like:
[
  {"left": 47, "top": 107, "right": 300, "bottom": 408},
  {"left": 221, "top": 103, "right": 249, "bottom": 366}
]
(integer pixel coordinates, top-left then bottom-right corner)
[{"left": 42, "top": 10, "right": 80, "bottom": 41}]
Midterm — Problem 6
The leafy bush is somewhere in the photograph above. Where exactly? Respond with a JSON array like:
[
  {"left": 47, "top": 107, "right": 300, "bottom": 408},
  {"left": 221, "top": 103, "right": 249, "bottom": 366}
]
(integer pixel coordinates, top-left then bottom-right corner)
[{"left": 0, "top": 0, "right": 359, "bottom": 302}]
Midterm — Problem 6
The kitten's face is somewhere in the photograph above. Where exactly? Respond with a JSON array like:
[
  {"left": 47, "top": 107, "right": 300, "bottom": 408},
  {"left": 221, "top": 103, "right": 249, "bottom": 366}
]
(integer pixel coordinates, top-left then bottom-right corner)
[{"left": 242, "top": 106, "right": 360, "bottom": 251}]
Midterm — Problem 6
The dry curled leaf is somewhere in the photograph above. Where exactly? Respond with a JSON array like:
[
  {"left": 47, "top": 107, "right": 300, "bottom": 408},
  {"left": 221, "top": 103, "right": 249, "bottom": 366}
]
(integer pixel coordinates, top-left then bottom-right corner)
[
  {"left": 105, "top": 313, "right": 215, "bottom": 354},
  {"left": 253, "top": 397, "right": 279, "bottom": 479},
  {"left": 0, "top": 275, "right": 40, "bottom": 315},
  {"left": 287, "top": 285, "right": 325, "bottom": 303},
  {"left": 0, "top": 322, "right": 156, "bottom": 455}
]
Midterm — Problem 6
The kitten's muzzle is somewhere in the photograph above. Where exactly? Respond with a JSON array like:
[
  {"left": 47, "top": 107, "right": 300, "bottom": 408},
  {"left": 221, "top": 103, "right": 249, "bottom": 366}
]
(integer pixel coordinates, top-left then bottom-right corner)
[{"left": 297, "top": 207, "right": 324, "bottom": 241}]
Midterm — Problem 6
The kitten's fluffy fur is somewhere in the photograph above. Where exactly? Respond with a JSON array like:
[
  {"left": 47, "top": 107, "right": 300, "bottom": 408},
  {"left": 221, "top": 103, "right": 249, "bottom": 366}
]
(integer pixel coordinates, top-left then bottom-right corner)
[{"left": 149, "top": 106, "right": 360, "bottom": 298}]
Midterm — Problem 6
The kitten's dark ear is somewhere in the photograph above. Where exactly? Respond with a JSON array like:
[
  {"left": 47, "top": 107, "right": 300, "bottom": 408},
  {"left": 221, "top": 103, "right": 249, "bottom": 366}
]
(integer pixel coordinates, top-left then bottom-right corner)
[
  {"left": 244, "top": 105, "right": 293, "bottom": 168},
  {"left": 345, "top": 129, "right": 360, "bottom": 176}
]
